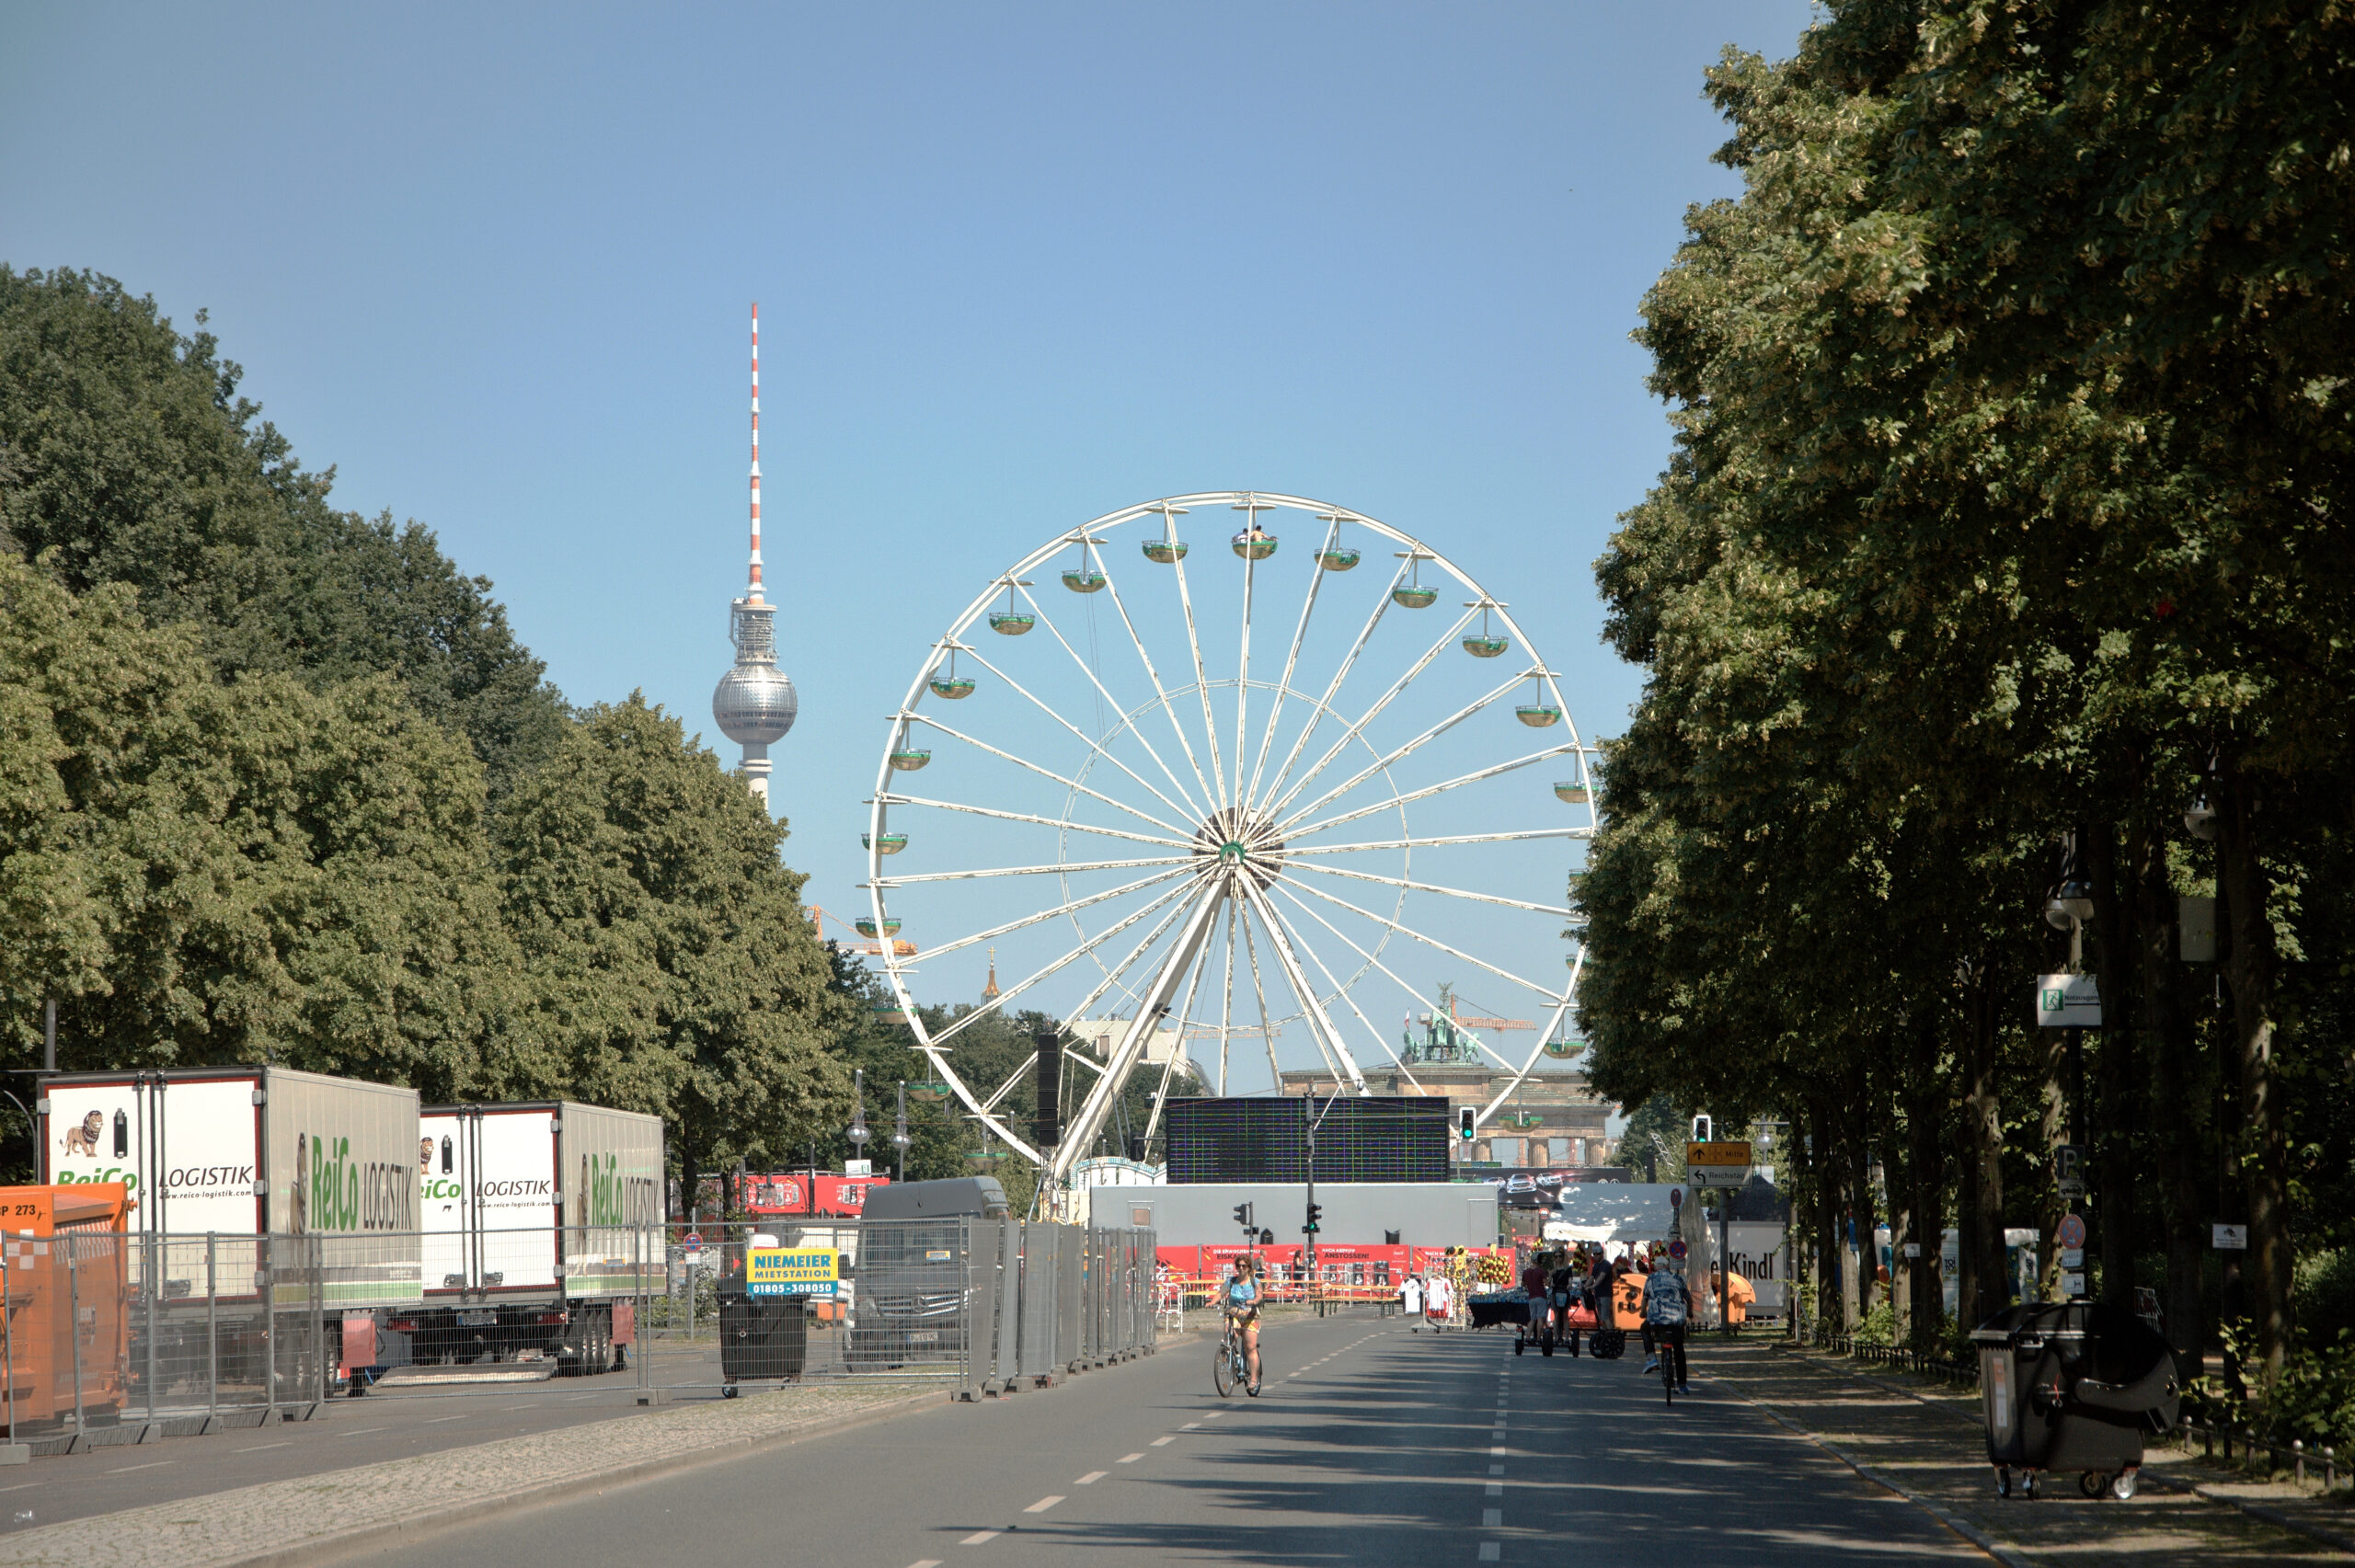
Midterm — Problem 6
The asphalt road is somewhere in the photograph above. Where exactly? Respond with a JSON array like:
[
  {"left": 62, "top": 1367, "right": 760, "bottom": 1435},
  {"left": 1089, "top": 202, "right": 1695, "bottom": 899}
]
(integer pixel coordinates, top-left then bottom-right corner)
[
  {"left": 3, "top": 1340, "right": 738, "bottom": 1532},
  {"left": 341, "top": 1313, "right": 1981, "bottom": 1568}
]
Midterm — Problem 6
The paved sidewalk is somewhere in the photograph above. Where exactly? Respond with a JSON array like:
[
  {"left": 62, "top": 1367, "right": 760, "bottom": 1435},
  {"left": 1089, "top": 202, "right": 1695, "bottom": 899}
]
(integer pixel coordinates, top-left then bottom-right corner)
[
  {"left": 0, "top": 1381, "right": 940, "bottom": 1568},
  {"left": 1695, "top": 1337, "right": 2351, "bottom": 1566}
]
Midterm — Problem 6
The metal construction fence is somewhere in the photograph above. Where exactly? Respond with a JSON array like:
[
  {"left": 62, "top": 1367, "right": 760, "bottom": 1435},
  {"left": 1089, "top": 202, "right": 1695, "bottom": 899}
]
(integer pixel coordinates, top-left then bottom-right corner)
[
  {"left": 4, "top": 1231, "right": 330, "bottom": 1453},
  {"left": 3, "top": 1219, "right": 1164, "bottom": 1452}
]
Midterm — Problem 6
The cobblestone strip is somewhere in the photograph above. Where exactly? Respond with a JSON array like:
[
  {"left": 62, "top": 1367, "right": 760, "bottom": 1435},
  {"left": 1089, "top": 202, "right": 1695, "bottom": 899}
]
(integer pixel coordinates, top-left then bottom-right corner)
[
  {"left": 0, "top": 1384, "right": 941, "bottom": 1568},
  {"left": 1697, "top": 1339, "right": 2349, "bottom": 1568}
]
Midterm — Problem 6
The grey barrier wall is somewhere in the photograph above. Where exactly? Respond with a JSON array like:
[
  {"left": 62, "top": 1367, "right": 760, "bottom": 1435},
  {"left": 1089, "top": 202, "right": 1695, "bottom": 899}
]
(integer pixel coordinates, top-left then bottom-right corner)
[
  {"left": 1120, "top": 1182, "right": 1499, "bottom": 1247},
  {"left": 960, "top": 1222, "right": 1156, "bottom": 1397}
]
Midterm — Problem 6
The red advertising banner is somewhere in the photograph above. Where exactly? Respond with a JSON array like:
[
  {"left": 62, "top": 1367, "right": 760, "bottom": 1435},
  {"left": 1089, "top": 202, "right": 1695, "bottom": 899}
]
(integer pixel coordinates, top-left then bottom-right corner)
[
  {"left": 1157, "top": 1242, "right": 1513, "bottom": 1295},
  {"left": 743, "top": 1172, "right": 891, "bottom": 1217}
]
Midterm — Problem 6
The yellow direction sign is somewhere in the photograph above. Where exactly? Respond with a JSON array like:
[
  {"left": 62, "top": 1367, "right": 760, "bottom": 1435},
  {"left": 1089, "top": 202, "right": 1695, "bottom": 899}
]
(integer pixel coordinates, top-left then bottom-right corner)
[
  {"left": 746, "top": 1247, "right": 841, "bottom": 1298},
  {"left": 1686, "top": 1141, "right": 1752, "bottom": 1167}
]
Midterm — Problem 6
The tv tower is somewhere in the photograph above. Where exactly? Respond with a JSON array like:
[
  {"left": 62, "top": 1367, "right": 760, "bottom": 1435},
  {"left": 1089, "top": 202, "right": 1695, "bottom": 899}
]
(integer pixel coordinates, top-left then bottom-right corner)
[{"left": 711, "top": 303, "right": 798, "bottom": 807}]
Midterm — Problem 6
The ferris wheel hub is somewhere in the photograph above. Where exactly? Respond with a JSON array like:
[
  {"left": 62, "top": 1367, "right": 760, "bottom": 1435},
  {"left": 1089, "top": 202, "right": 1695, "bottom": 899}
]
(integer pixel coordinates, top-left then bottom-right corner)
[{"left": 1192, "top": 806, "right": 1285, "bottom": 890}]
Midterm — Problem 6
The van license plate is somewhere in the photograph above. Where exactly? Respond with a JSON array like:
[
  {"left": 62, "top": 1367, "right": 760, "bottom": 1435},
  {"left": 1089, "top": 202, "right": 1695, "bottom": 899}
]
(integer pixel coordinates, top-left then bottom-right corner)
[{"left": 458, "top": 1310, "right": 497, "bottom": 1326}]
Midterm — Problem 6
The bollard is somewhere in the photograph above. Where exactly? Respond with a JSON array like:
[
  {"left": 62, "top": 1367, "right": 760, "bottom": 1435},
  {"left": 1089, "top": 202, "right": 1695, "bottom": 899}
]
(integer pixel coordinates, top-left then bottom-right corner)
[{"left": 2294, "top": 1439, "right": 2305, "bottom": 1485}]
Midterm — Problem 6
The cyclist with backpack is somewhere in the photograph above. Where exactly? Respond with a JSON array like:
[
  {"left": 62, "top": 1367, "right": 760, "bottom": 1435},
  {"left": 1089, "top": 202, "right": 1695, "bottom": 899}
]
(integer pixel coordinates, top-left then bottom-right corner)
[
  {"left": 1643, "top": 1254, "right": 1692, "bottom": 1393},
  {"left": 1223, "top": 1254, "right": 1263, "bottom": 1393}
]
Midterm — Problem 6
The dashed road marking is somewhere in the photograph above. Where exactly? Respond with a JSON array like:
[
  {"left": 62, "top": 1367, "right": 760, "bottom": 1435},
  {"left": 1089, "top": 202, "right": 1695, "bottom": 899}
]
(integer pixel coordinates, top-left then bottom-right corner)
[
  {"left": 1181, "top": 1422, "right": 1200, "bottom": 1430},
  {"left": 1489, "top": 1463, "right": 1504, "bottom": 1476},
  {"left": 959, "top": 1531, "right": 1001, "bottom": 1545},
  {"left": 236, "top": 1442, "right": 290, "bottom": 1453},
  {"left": 424, "top": 1413, "right": 468, "bottom": 1424},
  {"left": 1486, "top": 1482, "right": 1503, "bottom": 1496},
  {"left": 1151, "top": 1436, "right": 1176, "bottom": 1447},
  {"left": 1201, "top": 1411, "right": 1224, "bottom": 1420},
  {"left": 1024, "top": 1495, "right": 1064, "bottom": 1514},
  {"left": 1489, "top": 1446, "right": 1507, "bottom": 1456},
  {"left": 1076, "top": 1471, "right": 1107, "bottom": 1485},
  {"left": 1483, "top": 1507, "right": 1503, "bottom": 1527},
  {"left": 1479, "top": 1544, "right": 1501, "bottom": 1562},
  {"left": 906, "top": 1561, "right": 942, "bottom": 1568},
  {"left": 1117, "top": 1453, "right": 1145, "bottom": 1463},
  {"left": 339, "top": 1427, "right": 387, "bottom": 1436},
  {"left": 106, "top": 1461, "right": 172, "bottom": 1473}
]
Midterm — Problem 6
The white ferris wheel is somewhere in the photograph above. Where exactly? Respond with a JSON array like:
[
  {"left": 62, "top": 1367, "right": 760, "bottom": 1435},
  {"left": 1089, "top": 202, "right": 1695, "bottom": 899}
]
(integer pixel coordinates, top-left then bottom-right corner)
[{"left": 862, "top": 492, "right": 1596, "bottom": 1192}]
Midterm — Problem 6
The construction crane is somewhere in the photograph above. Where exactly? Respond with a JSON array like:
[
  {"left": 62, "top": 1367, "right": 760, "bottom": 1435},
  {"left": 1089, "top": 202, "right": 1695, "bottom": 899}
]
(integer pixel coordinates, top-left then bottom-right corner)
[{"left": 1443, "top": 983, "right": 1533, "bottom": 1033}]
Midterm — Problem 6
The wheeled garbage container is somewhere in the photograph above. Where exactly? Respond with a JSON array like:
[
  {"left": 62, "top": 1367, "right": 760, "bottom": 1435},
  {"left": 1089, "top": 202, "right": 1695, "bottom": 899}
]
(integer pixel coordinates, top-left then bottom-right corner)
[
  {"left": 1970, "top": 1301, "right": 2179, "bottom": 1499},
  {"left": 718, "top": 1288, "right": 809, "bottom": 1391}
]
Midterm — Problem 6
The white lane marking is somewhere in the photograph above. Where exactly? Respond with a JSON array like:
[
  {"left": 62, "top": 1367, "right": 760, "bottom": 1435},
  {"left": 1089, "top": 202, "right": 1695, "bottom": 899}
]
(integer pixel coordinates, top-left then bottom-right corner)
[
  {"left": 1024, "top": 1495, "right": 1064, "bottom": 1514},
  {"left": 1479, "top": 1545, "right": 1501, "bottom": 1562},
  {"left": 908, "top": 1561, "right": 943, "bottom": 1568},
  {"left": 339, "top": 1426, "right": 388, "bottom": 1436},
  {"left": 1118, "top": 1453, "right": 1145, "bottom": 1463},
  {"left": 425, "top": 1413, "right": 468, "bottom": 1424},
  {"left": 1181, "top": 1421, "right": 1200, "bottom": 1430},
  {"left": 960, "top": 1531, "right": 1001, "bottom": 1545},
  {"left": 1489, "top": 1446, "right": 1507, "bottom": 1455},
  {"left": 1483, "top": 1507, "right": 1503, "bottom": 1527},
  {"left": 0, "top": 1484, "right": 36, "bottom": 1494},
  {"left": 1489, "top": 1464, "right": 1504, "bottom": 1476},
  {"left": 1151, "top": 1436, "right": 1176, "bottom": 1446},
  {"left": 236, "top": 1442, "right": 291, "bottom": 1452},
  {"left": 1076, "top": 1471, "right": 1107, "bottom": 1485},
  {"left": 107, "top": 1460, "right": 173, "bottom": 1473}
]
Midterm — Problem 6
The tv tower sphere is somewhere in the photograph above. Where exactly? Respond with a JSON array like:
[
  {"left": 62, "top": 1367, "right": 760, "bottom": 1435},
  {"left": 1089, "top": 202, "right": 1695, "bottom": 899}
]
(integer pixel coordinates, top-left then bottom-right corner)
[{"left": 711, "top": 303, "right": 797, "bottom": 807}]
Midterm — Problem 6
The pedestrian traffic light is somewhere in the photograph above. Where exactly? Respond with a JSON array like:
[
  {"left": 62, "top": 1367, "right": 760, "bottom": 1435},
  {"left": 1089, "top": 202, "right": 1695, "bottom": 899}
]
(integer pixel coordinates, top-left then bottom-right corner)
[
  {"left": 1458, "top": 1105, "right": 1476, "bottom": 1141},
  {"left": 1233, "top": 1202, "right": 1254, "bottom": 1230},
  {"left": 1304, "top": 1201, "right": 1323, "bottom": 1235}
]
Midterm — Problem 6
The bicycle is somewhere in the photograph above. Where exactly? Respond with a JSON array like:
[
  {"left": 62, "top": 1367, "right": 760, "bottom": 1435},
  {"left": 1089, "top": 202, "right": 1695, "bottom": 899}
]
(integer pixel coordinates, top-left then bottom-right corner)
[
  {"left": 1212, "top": 1316, "right": 1261, "bottom": 1398},
  {"left": 1657, "top": 1322, "right": 1686, "bottom": 1405}
]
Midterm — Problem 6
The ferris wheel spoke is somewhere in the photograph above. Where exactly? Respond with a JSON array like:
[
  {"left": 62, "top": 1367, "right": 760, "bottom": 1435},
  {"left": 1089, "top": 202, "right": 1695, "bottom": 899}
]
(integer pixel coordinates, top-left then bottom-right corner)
[
  {"left": 1278, "top": 668, "right": 1527, "bottom": 831},
  {"left": 1163, "top": 524, "right": 1229, "bottom": 807},
  {"left": 1265, "top": 884, "right": 1526, "bottom": 1074},
  {"left": 1254, "top": 554, "right": 1409, "bottom": 816},
  {"left": 1056, "top": 881, "right": 1209, "bottom": 1036},
  {"left": 957, "top": 631, "right": 1206, "bottom": 828},
  {"left": 1096, "top": 539, "right": 1221, "bottom": 813},
  {"left": 877, "top": 853, "right": 1193, "bottom": 887},
  {"left": 1238, "top": 877, "right": 1363, "bottom": 1091},
  {"left": 881, "top": 794, "right": 1194, "bottom": 853},
  {"left": 1253, "top": 887, "right": 1426, "bottom": 1093},
  {"left": 1235, "top": 897, "right": 1292, "bottom": 1090},
  {"left": 913, "top": 715, "right": 1189, "bottom": 841},
  {"left": 1281, "top": 829, "right": 1582, "bottom": 857},
  {"left": 1262, "top": 605, "right": 1478, "bottom": 825},
  {"left": 1278, "top": 739, "right": 1585, "bottom": 844},
  {"left": 1242, "top": 512, "right": 1338, "bottom": 811},
  {"left": 1476, "top": 991, "right": 1582, "bottom": 1127},
  {"left": 921, "top": 877, "right": 1206, "bottom": 1047},
  {"left": 1214, "top": 902, "right": 1238, "bottom": 1094},
  {"left": 982, "top": 1055, "right": 1035, "bottom": 1114},
  {"left": 919, "top": 864, "right": 1197, "bottom": 964},
  {"left": 1280, "top": 876, "right": 1572, "bottom": 1007},
  {"left": 1278, "top": 860, "right": 1576, "bottom": 918}
]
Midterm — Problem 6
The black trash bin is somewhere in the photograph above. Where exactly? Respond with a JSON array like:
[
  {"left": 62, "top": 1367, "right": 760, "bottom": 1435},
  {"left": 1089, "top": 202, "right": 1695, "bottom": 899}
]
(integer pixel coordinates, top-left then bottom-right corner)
[
  {"left": 1970, "top": 1300, "right": 2179, "bottom": 1499},
  {"left": 718, "top": 1288, "right": 809, "bottom": 1390}
]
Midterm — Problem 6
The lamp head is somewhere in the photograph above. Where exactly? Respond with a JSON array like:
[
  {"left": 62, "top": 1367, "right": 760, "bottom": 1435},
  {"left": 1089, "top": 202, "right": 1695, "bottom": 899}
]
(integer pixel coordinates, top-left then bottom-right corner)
[{"left": 2185, "top": 799, "right": 2219, "bottom": 841}]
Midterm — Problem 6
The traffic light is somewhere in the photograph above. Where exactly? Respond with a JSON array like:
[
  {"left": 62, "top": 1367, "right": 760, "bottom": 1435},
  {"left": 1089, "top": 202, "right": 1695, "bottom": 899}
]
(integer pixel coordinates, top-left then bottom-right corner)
[
  {"left": 1233, "top": 1202, "right": 1255, "bottom": 1231},
  {"left": 1692, "top": 1113, "right": 1713, "bottom": 1143},
  {"left": 1458, "top": 1105, "right": 1476, "bottom": 1141},
  {"left": 1304, "top": 1201, "right": 1324, "bottom": 1235}
]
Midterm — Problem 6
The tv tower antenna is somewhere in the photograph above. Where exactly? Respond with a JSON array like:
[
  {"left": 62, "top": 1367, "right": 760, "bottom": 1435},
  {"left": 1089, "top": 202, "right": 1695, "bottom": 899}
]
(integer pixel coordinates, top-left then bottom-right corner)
[{"left": 711, "top": 302, "right": 798, "bottom": 807}]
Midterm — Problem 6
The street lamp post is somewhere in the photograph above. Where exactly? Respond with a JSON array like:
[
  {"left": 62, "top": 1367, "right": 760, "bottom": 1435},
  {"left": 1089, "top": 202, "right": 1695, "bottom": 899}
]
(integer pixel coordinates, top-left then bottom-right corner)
[
  {"left": 891, "top": 1082, "right": 911, "bottom": 1182},
  {"left": 2043, "top": 853, "right": 2097, "bottom": 1299}
]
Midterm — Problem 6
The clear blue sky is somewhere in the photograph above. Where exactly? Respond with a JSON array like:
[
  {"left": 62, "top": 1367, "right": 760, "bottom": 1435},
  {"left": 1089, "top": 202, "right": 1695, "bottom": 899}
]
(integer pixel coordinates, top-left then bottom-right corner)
[{"left": 3, "top": 4, "right": 1814, "bottom": 1087}]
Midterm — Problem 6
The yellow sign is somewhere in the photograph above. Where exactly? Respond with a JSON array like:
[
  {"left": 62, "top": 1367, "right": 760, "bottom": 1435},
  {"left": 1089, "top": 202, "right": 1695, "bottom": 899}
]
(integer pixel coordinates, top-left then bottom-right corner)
[
  {"left": 1686, "top": 1141, "right": 1753, "bottom": 1167},
  {"left": 746, "top": 1247, "right": 841, "bottom": 1297}
]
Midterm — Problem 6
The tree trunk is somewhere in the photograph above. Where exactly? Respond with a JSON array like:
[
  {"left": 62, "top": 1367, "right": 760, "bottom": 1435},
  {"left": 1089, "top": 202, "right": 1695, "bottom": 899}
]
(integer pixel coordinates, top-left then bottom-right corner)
[
  {"left": 1909, "top": 1023, "right": 1943, "bottom": 1352},
  {"left": 2141, "top": 821, "right": 2205, "bottom": 1371},
  {"left": 2218, "top": 766, "right": 2290, "bottom": 1383},
  {"left": 1851, "top": 1082, "right": 1878, "bottom": 1325},
  {"left": 1965, "top": 965, "right": 2007, "bottom": 1323},
  {"left": 2088, "top": 820, "right": 2139, "bottom": 1310},
  {"left": 2039, "top": 1026, "right": 2069, "bottom": 1299}
]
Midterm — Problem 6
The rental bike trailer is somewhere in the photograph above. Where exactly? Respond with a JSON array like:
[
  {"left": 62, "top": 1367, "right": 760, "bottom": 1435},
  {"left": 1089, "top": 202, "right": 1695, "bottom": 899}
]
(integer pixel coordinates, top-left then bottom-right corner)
[{"left": 1970, "top": 1300, "right": 2179, "bottom": 1499}]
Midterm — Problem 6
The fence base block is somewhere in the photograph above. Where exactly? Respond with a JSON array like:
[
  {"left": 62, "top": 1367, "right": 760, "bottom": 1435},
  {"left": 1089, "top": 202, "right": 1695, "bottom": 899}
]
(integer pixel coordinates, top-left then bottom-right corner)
[{"left": 0, "top": 1445, "right": 25, "bottom": 1466}]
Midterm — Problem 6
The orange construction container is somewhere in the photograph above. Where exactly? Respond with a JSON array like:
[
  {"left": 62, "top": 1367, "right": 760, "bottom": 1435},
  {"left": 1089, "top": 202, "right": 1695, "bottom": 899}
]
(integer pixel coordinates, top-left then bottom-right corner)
[{"left": 0, "top": 1184, "right": 131, "bottom": 1433}]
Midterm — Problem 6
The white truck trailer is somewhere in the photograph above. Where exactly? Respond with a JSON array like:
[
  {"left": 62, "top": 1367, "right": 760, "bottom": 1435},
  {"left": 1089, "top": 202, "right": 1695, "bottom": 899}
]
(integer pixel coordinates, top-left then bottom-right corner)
[
  {"left": 40, "top": 1065, "right": 424, "bottom": 1301},
  {"left": 390, "top": 1101, "right": 664, "bottom": 1374}
]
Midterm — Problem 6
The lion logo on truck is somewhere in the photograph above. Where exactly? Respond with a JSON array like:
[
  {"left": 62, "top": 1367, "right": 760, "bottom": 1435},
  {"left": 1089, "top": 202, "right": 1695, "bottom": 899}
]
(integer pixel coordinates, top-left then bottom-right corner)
[{"left": 63, "top": 1111, "right": 107, "bottom": 1158}]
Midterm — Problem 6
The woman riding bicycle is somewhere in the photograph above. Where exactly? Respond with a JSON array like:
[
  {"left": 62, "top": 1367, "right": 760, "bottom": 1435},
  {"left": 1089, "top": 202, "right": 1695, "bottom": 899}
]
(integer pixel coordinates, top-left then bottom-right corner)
[{"left": 1224, "top": 1254, "right": 1264, "bottom": 1392}]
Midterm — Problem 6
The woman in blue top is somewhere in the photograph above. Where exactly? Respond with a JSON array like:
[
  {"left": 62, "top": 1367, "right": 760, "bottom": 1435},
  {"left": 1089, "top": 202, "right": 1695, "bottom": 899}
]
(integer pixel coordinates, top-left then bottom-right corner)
[{"left": 1224, "top": 1255, "right": 1263, "bottom": 1392}]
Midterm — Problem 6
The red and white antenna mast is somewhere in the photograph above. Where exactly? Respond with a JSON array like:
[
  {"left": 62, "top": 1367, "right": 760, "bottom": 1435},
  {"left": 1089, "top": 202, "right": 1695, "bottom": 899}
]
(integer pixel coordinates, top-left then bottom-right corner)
[{"left": 748, "top": 302, "right": 764, "bottom": 603}]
